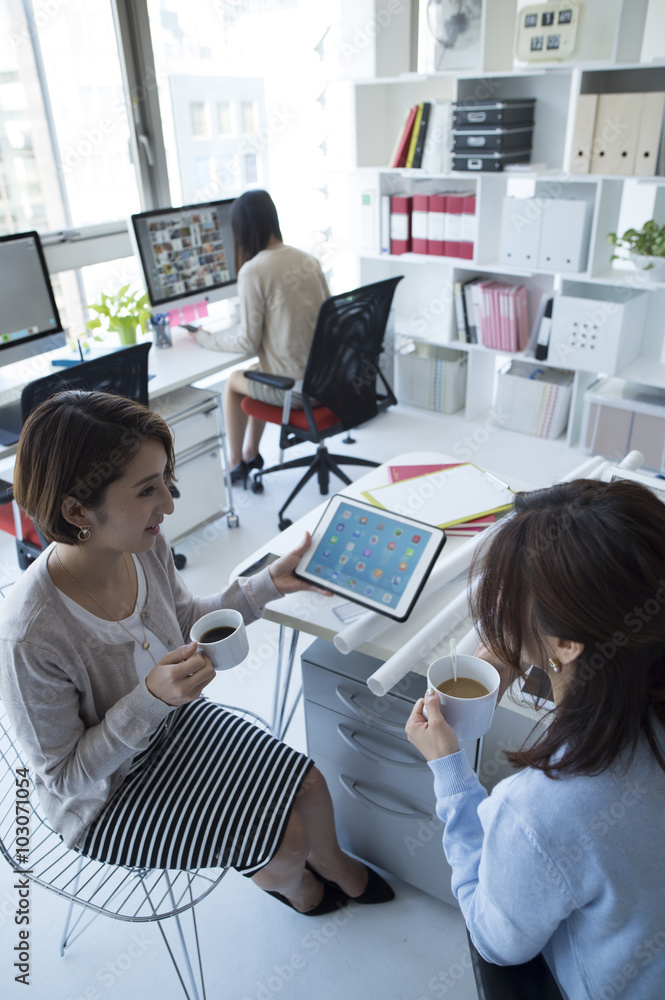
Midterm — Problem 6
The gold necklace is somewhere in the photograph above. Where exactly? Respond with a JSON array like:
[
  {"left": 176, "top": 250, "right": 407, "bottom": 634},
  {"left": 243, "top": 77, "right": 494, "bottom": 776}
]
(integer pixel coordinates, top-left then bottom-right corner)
[{"left": 54, "top": 547, "right": 156, "bottom": 664}]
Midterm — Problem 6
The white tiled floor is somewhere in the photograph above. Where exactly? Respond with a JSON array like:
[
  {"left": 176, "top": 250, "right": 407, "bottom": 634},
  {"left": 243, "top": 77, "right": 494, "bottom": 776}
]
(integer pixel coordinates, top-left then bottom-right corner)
[{"left": 0, "top": 399, "right": 583, "bottom": 1000}]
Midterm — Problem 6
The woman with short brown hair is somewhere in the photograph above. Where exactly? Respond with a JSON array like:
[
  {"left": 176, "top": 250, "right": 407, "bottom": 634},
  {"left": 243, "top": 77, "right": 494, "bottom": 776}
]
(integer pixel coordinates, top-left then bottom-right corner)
[
  {"left": 0, "top": 390, "right": 393, "bottom": 913},
  {"left": 407, "top": 478, "right": 665, "bottom": 998}
]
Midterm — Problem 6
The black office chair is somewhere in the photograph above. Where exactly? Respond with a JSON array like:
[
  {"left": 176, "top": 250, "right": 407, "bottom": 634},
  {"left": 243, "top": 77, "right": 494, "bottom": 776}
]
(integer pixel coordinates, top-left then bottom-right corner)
[
  {"left": 241, "top": 277, "right": 403, "bottom": 530},
  {"left": 466, "top": 930, "right": 563, "bottom": 1000},
  {"left": 0, "top": 343, "right": 152, "bottom": 569}
]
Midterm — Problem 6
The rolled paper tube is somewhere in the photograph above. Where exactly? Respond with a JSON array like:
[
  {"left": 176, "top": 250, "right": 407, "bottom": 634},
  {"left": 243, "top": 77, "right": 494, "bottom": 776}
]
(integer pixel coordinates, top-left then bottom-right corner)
[
  {"left": 366, "top": 588, "right": 472, "bottom": 697},
  {"left": 618, "top": 450, "right": 644, "bottom": 471},
  {"left": 558, "top": 455, "right": 608, "bottom": 482},
  {"left": 334, "top": 529, "right": 493, "bottom": 656},
  {"left": 456, "top": 626, "right": 481, "bottom": 655}
]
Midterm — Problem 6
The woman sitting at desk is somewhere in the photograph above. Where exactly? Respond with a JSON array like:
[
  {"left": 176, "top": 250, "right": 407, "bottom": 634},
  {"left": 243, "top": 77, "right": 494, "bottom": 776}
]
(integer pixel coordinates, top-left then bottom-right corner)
[
  {"left": 407, "top": 478, "right": 665, "bottom": 999},
  {"left": 191, "top": 189, "right": 329, "bottom": 487},
  {"left": 0, "top": 390, "right": 393, "bottom": 914}
]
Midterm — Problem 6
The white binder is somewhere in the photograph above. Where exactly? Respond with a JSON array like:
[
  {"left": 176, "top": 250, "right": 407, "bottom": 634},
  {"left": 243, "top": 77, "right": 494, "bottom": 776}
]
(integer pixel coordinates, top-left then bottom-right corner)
[
  {"left": 634, "top": 92, "right": 665, "bottom": 177},
  {"left": 568, "top": 94, "right": 598, "bottom": 174},
  {"left": 590, "top": 93, "right": 643, "bottom": 175},
  {"left": 538, "top": 199, "right": 591, "bottom": 273},
  {"left": 499, "top": 197, "right": 542, "bottom": 269}
]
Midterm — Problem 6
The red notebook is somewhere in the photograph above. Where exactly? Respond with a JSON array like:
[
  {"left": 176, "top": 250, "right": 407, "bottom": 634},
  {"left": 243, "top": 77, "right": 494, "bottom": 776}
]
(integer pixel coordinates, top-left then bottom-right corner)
[
  {"left": 391, "top": 105, "right": 418, "bottom": 168},
  {"left": 459, "top": 194, "right": 476, "bottom": 260},
  {"left": 444, "top": 193, "right": 464, "bottom": 258},
  {"left": 411, "top": 194, "right": 429, "bottom": 254},
  {"left": 427, "top": 194, "right": 446, "bottom": 256},
  {"left": 390, "top": 196, "right": 412, "bottom": 255}
]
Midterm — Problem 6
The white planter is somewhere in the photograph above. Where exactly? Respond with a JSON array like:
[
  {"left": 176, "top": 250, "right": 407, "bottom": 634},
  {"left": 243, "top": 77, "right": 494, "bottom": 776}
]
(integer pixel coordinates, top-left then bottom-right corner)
[{"left": 629, "top": 252, "right": 665, "bottom": 281}]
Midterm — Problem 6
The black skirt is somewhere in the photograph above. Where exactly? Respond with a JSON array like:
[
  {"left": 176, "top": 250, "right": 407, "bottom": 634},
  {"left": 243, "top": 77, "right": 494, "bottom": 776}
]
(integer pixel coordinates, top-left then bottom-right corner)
[{"left": 80, "top": 699, "right": 313, "bottom": 873}]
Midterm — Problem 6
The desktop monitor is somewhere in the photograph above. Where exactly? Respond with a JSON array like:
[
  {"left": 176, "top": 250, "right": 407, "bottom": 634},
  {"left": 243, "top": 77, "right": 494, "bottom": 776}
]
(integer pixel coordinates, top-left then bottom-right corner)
[
  {"left": 0, "top": 231, "right": 67, "bottom": 369},
  {"left": 130, "top": 198, "right": 238, "bottom": 316}
]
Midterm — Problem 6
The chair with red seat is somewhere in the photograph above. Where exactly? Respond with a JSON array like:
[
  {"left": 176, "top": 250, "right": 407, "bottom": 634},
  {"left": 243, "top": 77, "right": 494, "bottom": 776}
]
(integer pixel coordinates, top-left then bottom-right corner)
[{"left": 241, "top": 277, "right": 402, "bottom": 530}]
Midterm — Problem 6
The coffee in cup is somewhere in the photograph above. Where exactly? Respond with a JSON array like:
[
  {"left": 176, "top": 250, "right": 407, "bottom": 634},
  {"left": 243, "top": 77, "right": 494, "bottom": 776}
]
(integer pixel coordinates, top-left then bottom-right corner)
[
  {"left": 190, "top": 609, "right": 248, "bottom": 671},
  {"left": 425, "top": 654, "right": 500, "bottom": 742},
  {"left": 436, "top": 677, "right": 489, "bottom": 699}
]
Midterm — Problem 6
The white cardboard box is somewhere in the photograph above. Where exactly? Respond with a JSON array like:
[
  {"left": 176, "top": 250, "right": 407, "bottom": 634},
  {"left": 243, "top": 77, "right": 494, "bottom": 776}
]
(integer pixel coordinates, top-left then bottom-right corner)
[{"left": 548, "top": 285, "right": 648, "bottom": 374}]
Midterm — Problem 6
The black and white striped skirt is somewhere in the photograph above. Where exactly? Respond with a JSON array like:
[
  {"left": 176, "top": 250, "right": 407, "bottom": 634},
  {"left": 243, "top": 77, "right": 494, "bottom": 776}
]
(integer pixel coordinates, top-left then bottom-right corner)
[{"left": 80, "top": 699, "right": 313, "bottom": 873}]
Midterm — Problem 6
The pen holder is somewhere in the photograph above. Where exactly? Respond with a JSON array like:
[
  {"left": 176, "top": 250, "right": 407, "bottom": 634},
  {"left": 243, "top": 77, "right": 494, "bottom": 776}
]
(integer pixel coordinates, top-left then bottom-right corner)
[{"left": 149, "top": 315, "right": 172, "bottom": 349}]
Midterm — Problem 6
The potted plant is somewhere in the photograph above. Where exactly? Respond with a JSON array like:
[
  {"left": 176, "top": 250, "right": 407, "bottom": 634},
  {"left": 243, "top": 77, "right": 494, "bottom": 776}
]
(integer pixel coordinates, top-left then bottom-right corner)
[
  {"left": 605, "top": 219, "right": 665, "bottom": 279},
  {"left": 86, "top": 285, "right": 152, "bottom": 346}
]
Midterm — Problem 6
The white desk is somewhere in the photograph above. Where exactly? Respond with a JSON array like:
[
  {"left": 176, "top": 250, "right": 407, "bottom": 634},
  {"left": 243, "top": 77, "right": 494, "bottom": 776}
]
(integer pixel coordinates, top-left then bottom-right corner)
[{"left": 0, "top": 327, "right": 252, "bottom": 462}]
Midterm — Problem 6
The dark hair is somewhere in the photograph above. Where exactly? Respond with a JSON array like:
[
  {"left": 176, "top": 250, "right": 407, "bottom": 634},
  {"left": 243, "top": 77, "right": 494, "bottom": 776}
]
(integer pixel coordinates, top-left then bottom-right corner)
[
  {"left": 231, "top": 189, "right": 282, "bottom": 270},
  {"left": 471, "top": 479, "right": 665, "bottom": 777},
  {"left": 13, "top": 390, "right": 176, "bottom": 545}
]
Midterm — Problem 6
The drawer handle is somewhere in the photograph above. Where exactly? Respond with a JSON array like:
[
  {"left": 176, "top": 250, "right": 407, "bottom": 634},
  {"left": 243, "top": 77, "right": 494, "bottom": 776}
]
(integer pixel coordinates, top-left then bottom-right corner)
[
  {"left": 335, "top": 685, "right": 405, "bottom": 734},
  {"left": 337, "top": 723, "right": 424, "bottom": 770},
  {"left": 338, "top": 774, "right": 431, "bottom": 820}
]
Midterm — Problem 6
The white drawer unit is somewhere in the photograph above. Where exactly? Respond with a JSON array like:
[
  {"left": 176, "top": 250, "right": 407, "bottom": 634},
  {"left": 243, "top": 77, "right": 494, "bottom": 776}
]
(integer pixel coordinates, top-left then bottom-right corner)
[
  {"left": 302, "top": 638, "right": 546, "bottom": 906},
  {"left": 152, "top": 385, "right": 237, "bottom": 545},
  {"left": 302, "top": 639, "right": 474, "bottom": 906}
]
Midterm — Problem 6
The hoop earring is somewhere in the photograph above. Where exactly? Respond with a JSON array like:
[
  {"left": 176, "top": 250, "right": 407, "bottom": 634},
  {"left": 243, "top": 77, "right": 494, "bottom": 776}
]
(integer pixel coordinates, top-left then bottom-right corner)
[
  {"left": 77, "top": 526, "right": 91, "bottom": 542},
  {"left": 548, "top": 657, "right": 561, "bottom": 673}
]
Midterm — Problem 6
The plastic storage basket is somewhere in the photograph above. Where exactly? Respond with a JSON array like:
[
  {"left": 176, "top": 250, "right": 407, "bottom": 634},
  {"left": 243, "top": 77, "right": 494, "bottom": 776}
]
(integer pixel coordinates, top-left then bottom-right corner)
[
  {"left": 396, "top": 343, "right": 467, "bottom": 414},
  {"left": 495, "top": 360, "right": 573, "bottom": 438}
]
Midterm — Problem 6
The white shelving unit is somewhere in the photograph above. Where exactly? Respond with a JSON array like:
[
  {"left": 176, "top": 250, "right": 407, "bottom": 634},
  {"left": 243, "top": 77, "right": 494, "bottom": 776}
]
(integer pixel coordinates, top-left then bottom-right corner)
[{"left": 328, "top": 4, "right": 665, "bottom": 448}]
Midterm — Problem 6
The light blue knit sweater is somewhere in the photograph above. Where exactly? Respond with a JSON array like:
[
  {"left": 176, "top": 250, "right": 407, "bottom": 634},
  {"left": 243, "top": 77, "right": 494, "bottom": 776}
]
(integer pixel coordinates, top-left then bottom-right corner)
[{"left": 429, "top": 733, "right": 665, "bottom": 1000}]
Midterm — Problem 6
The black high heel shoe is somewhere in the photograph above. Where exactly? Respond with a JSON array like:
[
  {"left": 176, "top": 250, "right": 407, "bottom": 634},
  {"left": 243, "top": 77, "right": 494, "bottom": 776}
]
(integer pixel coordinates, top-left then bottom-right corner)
[
  {"left": 306, "top": 861, "right": 395, "bottom": 904},
  {"left": 230, "top": 453, "right": 264, "bottom": 489}
]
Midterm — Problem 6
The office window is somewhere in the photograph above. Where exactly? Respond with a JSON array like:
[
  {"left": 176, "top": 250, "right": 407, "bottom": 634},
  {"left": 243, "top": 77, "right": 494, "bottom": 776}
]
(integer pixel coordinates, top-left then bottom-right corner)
[
  {"left": 190, "top": 102, "right": 208, "bottom": 137},
  {"left": 0, "top": 0, "right": 141, "bottom": 235},
  {"left": 146, "top": 0, "right": 334, "bottom": 260},
  {"left": 244, "top": 152, "right": 259, "bottom": 185},
  {"left": 240, "top": 100, "right": 257, "bottom": 134},
  {"left": 216, "top": 101, "right": 233, "bottom": 135},
  {"left": 54, "top": 257, "right": 146, "bottom": 346}
]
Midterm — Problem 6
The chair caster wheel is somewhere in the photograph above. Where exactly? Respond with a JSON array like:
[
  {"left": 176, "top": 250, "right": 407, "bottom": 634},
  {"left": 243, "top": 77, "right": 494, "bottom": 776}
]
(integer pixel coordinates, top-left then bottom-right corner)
[
  {"left": 227, "top": 514, "right": 239, "bottom": 528},
  {"left": 278, "top": 518, "right": 292, "bottom": 531},
  {"left": 173, "top": 552, "right": 187, "bottom": 570},
  {"left": 251, "top": 479, "right": 264, "bottom": 494}
]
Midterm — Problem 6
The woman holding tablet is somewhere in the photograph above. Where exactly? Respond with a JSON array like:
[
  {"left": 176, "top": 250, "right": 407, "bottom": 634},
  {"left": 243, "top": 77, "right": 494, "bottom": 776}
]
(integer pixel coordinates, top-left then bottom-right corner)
[
  {"left": 406, "top": 478, "right": 665, "bottom": 999},
  {"left": 0, "top": 390, "right": 393, "bottom": 914}
]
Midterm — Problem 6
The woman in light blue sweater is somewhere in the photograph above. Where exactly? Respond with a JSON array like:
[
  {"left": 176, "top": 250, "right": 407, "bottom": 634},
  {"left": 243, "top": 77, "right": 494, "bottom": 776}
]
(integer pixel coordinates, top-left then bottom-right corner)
[{"left": 406, "top": 479, "right": 665, "bottom": 1000}]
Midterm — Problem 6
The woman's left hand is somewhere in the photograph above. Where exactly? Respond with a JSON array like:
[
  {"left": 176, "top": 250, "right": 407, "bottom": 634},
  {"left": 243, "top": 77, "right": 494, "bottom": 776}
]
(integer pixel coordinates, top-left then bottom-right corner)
[
  {"left": 268, "top": 532, "right": 332, "bottom": 596},
  {"left": 406, "top": 690, "right": 460, "bottom": 762}
]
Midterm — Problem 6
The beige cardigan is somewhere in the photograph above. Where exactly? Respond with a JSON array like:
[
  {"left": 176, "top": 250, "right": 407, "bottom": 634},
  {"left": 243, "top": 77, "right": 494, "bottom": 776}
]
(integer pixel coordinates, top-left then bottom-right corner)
[
  {"left": 195, "top": 244, "right": 330, "bottom": 378},
  {"left": 0, "top": 531, "right": 280, "bottom": 849}
]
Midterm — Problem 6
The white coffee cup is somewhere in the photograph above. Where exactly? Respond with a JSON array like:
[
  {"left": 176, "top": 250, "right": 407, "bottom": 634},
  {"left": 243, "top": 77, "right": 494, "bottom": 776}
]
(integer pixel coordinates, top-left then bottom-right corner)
[
  {"left": 425, "top": 654, "right": 500, "bottom": 742},
  {"left": 190, "top": 609, "right": 249, "bottom": 671}
]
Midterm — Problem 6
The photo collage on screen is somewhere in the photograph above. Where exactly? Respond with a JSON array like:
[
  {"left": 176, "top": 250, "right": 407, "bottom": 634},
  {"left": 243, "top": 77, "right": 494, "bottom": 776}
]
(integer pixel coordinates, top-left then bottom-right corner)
[{"left": 146, "top": 207, "right": 231, "bottom": 300}]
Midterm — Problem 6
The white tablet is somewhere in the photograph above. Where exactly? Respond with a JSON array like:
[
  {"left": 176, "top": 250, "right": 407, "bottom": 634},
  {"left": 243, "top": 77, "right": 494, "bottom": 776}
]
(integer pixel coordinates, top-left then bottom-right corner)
[{"left": 296, "top": 495, "right": 446, "bottom": 622}]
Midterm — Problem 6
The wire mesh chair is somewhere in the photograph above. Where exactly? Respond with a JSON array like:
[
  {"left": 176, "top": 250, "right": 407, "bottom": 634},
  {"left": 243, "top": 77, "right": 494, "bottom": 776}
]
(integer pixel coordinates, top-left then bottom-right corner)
[{"left": 0, "top": 699, "right": 274, "bottom": 1000}]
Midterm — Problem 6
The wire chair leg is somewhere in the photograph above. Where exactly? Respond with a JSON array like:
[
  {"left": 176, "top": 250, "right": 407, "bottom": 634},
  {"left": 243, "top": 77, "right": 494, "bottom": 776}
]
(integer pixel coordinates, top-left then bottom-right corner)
[
  {"left": 140, "top": 873, "right": 205, "bottom": 1000},
  {"left": 59, "top": 855, "right": 83, "bottom": 957},
  {"left": 276, "top": 629, "right": 300, "bottom": 740}
]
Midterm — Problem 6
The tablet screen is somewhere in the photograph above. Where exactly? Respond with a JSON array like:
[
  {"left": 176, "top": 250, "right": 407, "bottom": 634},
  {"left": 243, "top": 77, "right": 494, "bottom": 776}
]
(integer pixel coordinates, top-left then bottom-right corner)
[{"left": 297, "top": 496, "right": 445, "bottom": 620}]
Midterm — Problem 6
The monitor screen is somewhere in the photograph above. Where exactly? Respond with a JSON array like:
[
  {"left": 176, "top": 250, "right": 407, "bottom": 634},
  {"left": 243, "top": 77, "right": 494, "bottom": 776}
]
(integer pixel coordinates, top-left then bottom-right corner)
[
  {"left": 0, "top": 231, "right": 65, "bottom": 364},
  {"left": 131, "top": 198, "right": 237, "bottom": 313}
]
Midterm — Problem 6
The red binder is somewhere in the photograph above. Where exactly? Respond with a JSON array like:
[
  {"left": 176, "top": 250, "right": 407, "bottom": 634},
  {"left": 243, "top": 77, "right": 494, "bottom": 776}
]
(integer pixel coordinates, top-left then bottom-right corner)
[
  {"left": 390, "top": 195, "right": 412, "bottom": 254},
  {"left": 444, "top": 193, "right": 464, "bottom": 258},
  {"left": 391, "top": 106, "right": 418, "bottom": 168},
  {"left": 427, "top": 194, "right": 446, "bottom": 256},
  {"left": 411, "top": 194, "right": 429, "bottom": 254},
  {"left": 459, "top": 194, "right": 476, "bottom": 260}
]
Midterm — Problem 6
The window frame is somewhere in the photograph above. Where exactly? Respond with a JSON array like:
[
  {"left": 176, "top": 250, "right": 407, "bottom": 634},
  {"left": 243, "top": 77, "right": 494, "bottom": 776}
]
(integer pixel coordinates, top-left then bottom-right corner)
[{"left": 25, "top": 0, "right": 169, "bottom": 275}]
